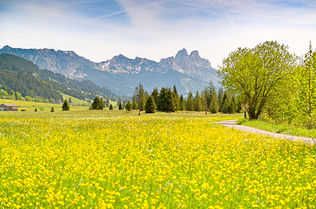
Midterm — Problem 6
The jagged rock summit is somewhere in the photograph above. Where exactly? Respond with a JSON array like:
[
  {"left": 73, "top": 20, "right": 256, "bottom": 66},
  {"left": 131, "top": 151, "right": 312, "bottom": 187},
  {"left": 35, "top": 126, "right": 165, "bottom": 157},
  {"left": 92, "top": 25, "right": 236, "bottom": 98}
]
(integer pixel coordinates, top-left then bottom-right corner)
[{"left": 0, "top": 46, "right": 221, "bottom": 96}]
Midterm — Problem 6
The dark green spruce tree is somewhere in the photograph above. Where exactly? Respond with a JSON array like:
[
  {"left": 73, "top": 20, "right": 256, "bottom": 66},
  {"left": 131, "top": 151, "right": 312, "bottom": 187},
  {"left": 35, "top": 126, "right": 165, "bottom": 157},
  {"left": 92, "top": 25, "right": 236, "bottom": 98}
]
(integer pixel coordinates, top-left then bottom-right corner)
[
  {"left": 62, "top": 99, "right": 70, "bottom": 111},
  {"left": 172, "top": 85, "right": 180, "bottom": 110},
  {"left": 151, "top": 88, "right": 159, "bottom": 106},
  {"left": 194, "top": 91, "right": 202, "bottom": 111},
  {"left": 91, "top": 96, "right": 105, "bottom": 110},
  {"left": 145, "top": 96, "right": 156, "bottom": 113},
  {"left": 186, "top": 92, "right": 194, "bottom": 111},
  {"left": 118, "top": 101, "right": 123, "bottom": 110},
  {"left": 157, "top": 88, "right": 176, "bottom": 112},
  {"left": 209, "top": 92, "right": 219, "bottom": 113},
  {"left": 179, "top": 95, "right": 185, "bottom": 111},
  {"left": 125, "top": 101, "right": 132, "bottom": 111}
]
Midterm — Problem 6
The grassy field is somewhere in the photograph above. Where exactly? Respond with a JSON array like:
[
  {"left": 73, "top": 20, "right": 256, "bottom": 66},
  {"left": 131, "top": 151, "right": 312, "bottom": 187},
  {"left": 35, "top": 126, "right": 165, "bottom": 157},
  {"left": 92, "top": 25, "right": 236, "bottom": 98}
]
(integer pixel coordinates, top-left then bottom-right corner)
[
  {"left": 0, "top": 110, "right": 315, "bottom": 208},
  {"left": 240, "top": 119, "right": 316, "bottom": 138},
  {"left": 0, "top": 99, "right": 89, "bottom": 112}
]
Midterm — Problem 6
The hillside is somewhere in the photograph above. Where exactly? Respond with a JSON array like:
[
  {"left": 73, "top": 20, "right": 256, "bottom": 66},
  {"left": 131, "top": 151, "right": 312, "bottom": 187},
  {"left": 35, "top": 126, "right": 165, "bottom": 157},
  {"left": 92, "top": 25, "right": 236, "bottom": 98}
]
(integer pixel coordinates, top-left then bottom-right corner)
[
  {"left": 0, "top": 54, "right": 115, "bottom": 102},
  {"left": 0, "top": 46, "right": 221, "bottom": 96}
]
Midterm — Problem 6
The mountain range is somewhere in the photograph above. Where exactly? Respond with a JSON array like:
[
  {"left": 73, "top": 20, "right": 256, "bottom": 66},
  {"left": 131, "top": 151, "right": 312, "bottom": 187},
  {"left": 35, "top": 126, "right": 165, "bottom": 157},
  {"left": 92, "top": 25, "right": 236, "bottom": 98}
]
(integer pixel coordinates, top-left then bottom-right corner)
[
  {"left": 0, "top": 54, "right": 115, "bottom": 102},
  {"left": 0, "top": 46, "right": 221, "bottom": 96}
]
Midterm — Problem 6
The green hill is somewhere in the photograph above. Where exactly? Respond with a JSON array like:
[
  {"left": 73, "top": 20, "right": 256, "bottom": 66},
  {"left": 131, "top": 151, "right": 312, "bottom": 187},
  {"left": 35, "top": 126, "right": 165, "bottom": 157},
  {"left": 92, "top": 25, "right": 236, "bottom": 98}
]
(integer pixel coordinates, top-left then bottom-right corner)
[{"left": 0, "top": 54, "right": 115, "bottom": 102}]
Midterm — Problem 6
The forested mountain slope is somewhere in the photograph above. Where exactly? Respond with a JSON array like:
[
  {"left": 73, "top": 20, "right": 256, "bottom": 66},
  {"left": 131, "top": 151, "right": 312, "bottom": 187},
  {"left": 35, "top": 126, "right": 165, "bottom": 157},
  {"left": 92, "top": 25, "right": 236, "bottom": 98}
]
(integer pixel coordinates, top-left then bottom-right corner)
[{"left": 0, "top": 54, "right": 115, "bottom": 102}]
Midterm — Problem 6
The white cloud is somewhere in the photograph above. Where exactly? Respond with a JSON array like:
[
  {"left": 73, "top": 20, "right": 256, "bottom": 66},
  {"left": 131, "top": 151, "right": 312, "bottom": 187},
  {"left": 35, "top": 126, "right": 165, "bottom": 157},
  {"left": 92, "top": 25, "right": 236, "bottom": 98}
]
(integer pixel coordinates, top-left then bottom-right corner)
[{"left": 0, "top": 0, "right": 316, "bottom": 67}]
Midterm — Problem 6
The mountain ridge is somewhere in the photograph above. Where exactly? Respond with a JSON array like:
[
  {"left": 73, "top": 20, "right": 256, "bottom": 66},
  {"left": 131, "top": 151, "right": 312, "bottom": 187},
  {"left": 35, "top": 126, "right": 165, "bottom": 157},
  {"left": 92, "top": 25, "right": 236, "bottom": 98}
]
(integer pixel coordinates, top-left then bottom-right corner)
[
  {"left": 0, "top": 45, "right": 221, "bottom": 96},
  {"left": 0, "top": 54, "right": 116, "bottom": 102}
]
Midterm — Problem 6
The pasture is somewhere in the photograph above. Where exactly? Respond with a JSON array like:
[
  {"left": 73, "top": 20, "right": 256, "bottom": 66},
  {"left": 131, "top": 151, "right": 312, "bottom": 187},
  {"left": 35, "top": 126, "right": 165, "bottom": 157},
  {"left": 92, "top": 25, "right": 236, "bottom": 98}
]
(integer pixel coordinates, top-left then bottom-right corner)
[{"left": 0, "top": 111, "right": 315, "bottom": 208}]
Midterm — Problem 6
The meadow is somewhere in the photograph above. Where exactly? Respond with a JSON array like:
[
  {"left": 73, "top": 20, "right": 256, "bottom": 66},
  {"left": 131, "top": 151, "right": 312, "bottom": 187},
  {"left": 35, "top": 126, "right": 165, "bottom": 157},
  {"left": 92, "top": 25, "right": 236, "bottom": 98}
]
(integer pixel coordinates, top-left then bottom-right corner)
[{"left": 0, "top": 110, "right": 315, "bottom": 209}]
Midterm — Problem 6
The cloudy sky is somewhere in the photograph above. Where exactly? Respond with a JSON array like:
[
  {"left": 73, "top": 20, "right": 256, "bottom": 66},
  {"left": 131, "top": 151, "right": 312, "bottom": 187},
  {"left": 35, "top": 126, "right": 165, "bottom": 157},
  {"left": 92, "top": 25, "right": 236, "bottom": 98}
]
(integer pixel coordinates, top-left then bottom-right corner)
[{"left": 0, "top": 0, "right": 316, "bottom": 67}]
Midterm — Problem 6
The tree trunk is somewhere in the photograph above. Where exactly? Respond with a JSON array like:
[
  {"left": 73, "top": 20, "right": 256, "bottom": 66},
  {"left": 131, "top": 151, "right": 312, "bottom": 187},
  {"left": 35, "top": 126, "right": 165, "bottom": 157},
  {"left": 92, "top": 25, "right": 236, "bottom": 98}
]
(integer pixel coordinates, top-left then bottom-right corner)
[
  {"left": 248, "top": 112, "right": 258, "bottom": 120},
  {"left": 248, "top": 107, "right": 258, "bottom": 120}
]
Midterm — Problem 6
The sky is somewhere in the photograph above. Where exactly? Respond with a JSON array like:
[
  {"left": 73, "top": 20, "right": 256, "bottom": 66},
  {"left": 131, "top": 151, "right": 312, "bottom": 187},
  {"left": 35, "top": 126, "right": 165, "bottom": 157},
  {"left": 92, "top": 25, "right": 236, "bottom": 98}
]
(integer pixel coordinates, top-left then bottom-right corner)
[{"left": 0, "top": 0, "right": 316, "bottom": 67}]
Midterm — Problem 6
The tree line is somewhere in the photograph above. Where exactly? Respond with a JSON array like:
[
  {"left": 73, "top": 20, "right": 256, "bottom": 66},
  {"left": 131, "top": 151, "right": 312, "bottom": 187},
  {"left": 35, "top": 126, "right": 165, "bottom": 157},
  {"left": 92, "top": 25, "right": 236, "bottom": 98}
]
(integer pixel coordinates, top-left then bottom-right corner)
[
  {"left": 221, "top": 40, "right": 316, "bottom": 129},
  {"left": 49, "top": 39, "right": 316, "bottom": 131},
  {"left": 127, "top": 84, "right": 240, "bottom": 114}
]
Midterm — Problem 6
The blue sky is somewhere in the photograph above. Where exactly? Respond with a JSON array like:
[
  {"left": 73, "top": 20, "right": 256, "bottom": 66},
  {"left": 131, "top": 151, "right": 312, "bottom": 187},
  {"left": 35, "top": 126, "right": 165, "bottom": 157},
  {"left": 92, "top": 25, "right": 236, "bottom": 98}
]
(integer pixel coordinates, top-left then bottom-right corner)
[{"left": 0, "top": 0, "right": 316, "bottom": 66}]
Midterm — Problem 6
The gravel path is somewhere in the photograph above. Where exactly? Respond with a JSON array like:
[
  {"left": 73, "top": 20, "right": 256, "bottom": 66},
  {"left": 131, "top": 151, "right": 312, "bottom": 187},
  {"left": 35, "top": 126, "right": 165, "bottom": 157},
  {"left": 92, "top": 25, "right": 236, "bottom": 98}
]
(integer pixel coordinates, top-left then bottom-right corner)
[{"left": 217, "top": 120, "right": 316, "bottom": 145}]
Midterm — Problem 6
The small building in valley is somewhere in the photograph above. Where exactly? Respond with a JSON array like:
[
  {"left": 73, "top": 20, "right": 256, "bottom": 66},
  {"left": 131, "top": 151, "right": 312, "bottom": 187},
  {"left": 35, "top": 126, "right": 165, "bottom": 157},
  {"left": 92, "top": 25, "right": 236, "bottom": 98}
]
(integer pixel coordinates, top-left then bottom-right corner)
[{"left": 0, "top": 104, "right": 18, "bottom": 111}]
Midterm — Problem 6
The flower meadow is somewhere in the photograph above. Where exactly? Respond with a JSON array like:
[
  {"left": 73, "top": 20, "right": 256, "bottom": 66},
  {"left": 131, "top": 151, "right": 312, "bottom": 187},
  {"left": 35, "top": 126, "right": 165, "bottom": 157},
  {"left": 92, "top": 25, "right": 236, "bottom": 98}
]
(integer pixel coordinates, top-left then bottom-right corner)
[{"left": 0, "top": 111, "right": 315, "bottom": 208}]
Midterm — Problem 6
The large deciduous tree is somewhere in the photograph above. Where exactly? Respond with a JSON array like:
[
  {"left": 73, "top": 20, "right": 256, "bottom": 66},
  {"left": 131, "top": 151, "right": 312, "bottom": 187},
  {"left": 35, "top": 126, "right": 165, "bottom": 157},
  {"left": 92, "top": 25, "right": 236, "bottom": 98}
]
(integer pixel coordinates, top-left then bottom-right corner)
[
  {"left": 296, "top": 42, "right": 316, "bottom": 128},
  {"left": 221, "top": 41, "right": 295, "bottom": 120}
]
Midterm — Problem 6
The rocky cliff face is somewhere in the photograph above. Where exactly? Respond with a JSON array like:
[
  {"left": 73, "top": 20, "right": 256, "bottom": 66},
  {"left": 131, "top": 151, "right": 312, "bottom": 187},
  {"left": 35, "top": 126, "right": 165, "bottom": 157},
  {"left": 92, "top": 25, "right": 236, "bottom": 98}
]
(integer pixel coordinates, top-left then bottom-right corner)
[
  {"left": 0, "top": 46, "right": 221, "bottom": 96},
  {"left": 160, "top": 48, "right": 219, "bottom": 83},
  {"left": 0, "top": 45, "right": 95, "bottom": 80}
]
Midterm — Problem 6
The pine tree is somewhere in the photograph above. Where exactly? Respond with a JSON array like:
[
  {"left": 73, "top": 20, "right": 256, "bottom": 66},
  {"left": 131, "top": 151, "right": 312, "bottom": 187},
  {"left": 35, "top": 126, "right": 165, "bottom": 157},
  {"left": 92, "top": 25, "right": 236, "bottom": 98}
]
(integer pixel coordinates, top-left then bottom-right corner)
[
  {"left": 194, "top": 91, "right": 202, "bottom": 111},
  {"left": 145, "top": 96, "right": 156, "bottom": 113},
  {"left": 220, "top": 92, "right": 230, "bottom": 113},
  {"left": 118, "top": 101, "right": 123, "bottom": 110},
  {"left": 157, "top": 88, "right": 176, "bottom": 112},
  {"left": 217, "top": 88, "right": 224, "bottom": 112},
  {"left": 186, "top": 92, "right": 194, "bottom": 111},
  {"left": 172, "top": 85, "right": 179, "bottom": 110},
  {"left": 91, "top": 96, "right": 105, "bottom": 110},
  {"left": 125, "top": 101, "right": 132, "bottom": 111},
  {"left": 210, "top": 93, "right": 219, "bottom": 113},
  {"left": 109, "top": 104, "right": 113, "bottom": 110},
  {"left": 134, "top": 84, "right": 146, "bottom": 111},
  {"left": 151, "top": 88, "right": 159, "bottom": 106},
  {"left": 62, "top": 100, "right": 70, "bottom": 111},
  {"left": 132, "top": 96, "right": 138, "bottom": 110},
  {"left": 132, "top": 86, "right": 138, "bottom": 110},
  {"left": 206, "top": 82, "right": 216, "bottom": 109},
  {"left": 179, "top": 95, "right": 185, "bottom": 111},
  {"left": 201, "top": 89, "right": 209, "bottom": 113}
]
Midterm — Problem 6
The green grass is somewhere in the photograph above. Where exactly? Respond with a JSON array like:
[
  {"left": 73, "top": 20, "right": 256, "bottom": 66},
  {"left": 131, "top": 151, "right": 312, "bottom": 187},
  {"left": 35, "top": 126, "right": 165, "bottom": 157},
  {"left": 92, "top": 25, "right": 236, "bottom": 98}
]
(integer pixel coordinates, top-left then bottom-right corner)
[
  {"left": 61, "top": 94, "right": 90, "bottom": 106},
  {"left": 0, "top": 98, "right": 89, "bottom": 112},
  {"left": 240, "top": 119, "right": 316, "bottom": 138}
]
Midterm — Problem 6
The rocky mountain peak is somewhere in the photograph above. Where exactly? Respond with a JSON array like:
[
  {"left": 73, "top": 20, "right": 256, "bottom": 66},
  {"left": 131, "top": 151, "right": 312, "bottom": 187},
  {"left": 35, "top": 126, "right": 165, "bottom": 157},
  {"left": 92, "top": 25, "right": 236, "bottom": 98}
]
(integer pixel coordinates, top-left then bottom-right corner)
[
  {"left": 2, "top": 45, "right": 12, "bottom": 50},
  {"left": 0, "top": 46, "right": 221, "bottom": 96},
  {"left": 190, "top": 50, "right": 200, "bottom": 58},
  {"left": 175, "top": 48, "right": 189, "bottom": 58},
  {"left": 116, "top": 54, "right": 128, "bottom": 59}
]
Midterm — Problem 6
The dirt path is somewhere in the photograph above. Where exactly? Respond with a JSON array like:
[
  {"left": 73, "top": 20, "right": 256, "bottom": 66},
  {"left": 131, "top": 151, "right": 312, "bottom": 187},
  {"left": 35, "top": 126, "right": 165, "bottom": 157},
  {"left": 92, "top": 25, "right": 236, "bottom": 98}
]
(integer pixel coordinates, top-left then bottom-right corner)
[{"left": 217, "top": 120, "right": 316, "bottom": 145}]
